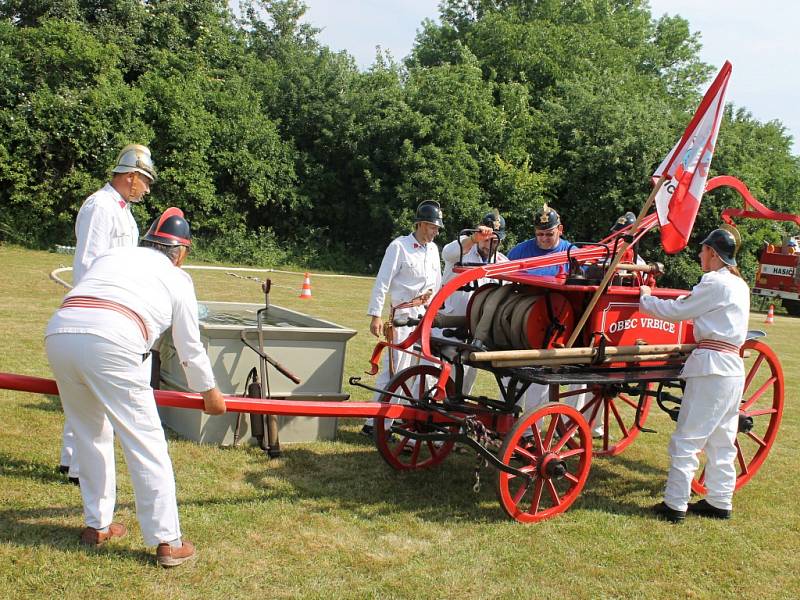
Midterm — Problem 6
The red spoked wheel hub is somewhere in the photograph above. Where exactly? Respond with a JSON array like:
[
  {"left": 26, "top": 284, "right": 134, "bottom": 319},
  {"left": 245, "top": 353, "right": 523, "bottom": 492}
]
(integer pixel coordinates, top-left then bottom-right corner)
[
  {"left": 495, "top": 403, "right": 592, "bottom": 523},
  {"left": 556, "top": 382, "right": 653, "bottom": 457},
  {"left": 374, "top": 364, "right": 459, "bottom": 471},
  {"left": 692, "top": 338, "right": 784, "bottom": 494}
]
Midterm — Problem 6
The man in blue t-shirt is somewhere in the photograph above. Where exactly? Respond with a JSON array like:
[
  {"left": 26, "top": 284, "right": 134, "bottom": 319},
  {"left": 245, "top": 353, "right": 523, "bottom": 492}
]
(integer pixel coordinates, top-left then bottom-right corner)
[
  {"left": 507, "top": 204, "right": 571, "bottom": 276},
  {"left": 506, "top": 203, "right": 571, "bottom": 413}
]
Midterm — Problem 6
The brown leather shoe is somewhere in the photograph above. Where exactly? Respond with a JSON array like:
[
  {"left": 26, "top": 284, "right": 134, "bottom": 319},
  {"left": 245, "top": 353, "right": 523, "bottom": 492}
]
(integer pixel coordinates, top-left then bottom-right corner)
[
  {"left": 80, "top": 523, "right": 128, "bottom": 546},
  {"left": 156, "top": 540, "right": 196, "bottom": 568}
]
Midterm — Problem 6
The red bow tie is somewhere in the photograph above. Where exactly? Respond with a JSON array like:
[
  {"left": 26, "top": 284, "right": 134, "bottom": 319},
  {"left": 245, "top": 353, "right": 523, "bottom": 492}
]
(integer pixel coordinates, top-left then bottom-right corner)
[
  {"left": 118, "top": 200, "right": 127, "bottom": 208},
  {"left": 413, "top": 243, "right": 422, "bottom": 249}
]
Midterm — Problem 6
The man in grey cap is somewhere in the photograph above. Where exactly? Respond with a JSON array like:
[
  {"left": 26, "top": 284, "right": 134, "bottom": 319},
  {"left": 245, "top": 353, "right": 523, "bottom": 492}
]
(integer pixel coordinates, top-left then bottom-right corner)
[{"left": 60, "top": 144, "right": 157, "bottom": 483}]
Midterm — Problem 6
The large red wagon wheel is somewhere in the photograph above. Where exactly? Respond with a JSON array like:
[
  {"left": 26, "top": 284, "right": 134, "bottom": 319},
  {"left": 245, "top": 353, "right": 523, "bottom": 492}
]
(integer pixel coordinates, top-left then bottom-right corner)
[
  {"left": 495, "top": 404, "right": 592, "bottom": 523},
  {"left": 691, "top": 339, "right": 784, "bottom": 495},
  {"left": 556, "top": 383, "right": 653, "bottom": 457},
  {"left": 374, "top": 365, "right": 458, "bottom": 471}
]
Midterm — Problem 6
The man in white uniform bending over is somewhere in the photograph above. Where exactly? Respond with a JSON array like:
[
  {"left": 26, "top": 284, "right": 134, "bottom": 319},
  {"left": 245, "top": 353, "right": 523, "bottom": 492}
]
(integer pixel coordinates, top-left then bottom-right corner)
[
  {"left": 361, "top": 200, "right": 444, "bottom": 437},
  {"left": 46, "top": 207, "right": 226, "bottom": 567},
  {"left": 438, "top": 211, "right": 508, "bottom": 394},
  {"left": 60, "top": 144, "right": 157, "bottom": 483}
]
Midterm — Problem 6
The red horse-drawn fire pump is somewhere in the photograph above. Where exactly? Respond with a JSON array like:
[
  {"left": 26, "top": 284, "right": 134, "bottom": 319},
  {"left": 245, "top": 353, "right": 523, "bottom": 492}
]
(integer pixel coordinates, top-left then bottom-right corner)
[{"left": 346, "top": 180, "right": 783, "bottom": 522}]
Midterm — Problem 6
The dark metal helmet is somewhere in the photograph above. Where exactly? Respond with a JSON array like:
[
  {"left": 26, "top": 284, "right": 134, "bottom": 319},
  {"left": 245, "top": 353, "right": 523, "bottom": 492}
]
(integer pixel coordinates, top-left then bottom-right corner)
[
  {"left": 610, "top": 211, "right": 636, "bottom": 233},
  {"left": 534, "top": 203, "right": 560, "bottom": 230},
  {"left": 480, "top": 211, "right": 506, "bottom": 240},
  {"left": 701, "top": 227, "right": 738, "bottom": 266},
  {"left": 142, "top": 207, "right": 191, "bottom": 247},
  {"left": 112, "top": 144, "right": 157, "bottom": 182},
  {"left": 414, "top": 200, "right": 444, "bottom": 227}
]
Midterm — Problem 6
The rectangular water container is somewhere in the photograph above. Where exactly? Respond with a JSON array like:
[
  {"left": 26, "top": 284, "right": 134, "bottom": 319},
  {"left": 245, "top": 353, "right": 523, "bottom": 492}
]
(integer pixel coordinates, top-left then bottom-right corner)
[{"left": 157, "top": 301, "right": 357, "bottom": 446}]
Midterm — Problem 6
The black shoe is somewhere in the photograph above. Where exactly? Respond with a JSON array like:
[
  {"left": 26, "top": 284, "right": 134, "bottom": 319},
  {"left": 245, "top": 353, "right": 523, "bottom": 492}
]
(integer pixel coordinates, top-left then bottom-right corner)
[
  {"left": 58, "top": 465, "right": 70, "bottom": 475},
  {"left": 652, "top": 501, "right": 686, "bottom": 524},
  {"left": 359, "top": 424, "right": 374, "bottom": 438},
  {"left": 68, "top": 476, "right": 80, "bottom": 487},
  {"left": 688, "top": 499, "right": 731, "bottom": 520}
]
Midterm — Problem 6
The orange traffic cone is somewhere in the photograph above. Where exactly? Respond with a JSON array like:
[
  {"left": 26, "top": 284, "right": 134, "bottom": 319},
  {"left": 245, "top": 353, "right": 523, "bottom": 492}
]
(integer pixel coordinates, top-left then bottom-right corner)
[
  {"left": 298, "top": 272, "right": 312, "bottom": 300},
  {"left": 764, "top": 304, "right": 775, "bottom": 324}
]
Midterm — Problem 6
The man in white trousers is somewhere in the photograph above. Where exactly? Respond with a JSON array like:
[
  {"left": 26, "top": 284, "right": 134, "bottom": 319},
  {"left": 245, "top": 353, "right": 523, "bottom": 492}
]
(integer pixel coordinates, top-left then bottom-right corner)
[
  {"left": 60, "top": 144, "right": 157, "bottom": 484},
  {"left": 640, "top": 227, "right": 749, "bottom": 523},
  {"left": 438, "top": 211, "right": 508, "bottom": 395},
  {"left": 46, "top": 207, "right": 226, "bottom": 566},
  {"left": 361, "top": 200, "right": 443, "bottom": 437}
]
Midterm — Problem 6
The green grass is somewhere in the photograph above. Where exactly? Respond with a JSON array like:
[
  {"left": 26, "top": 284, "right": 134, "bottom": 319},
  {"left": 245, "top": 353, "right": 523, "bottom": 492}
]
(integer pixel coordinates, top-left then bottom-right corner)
[{"left": 1, "top": 245, "right": 798, "bottom": 599}]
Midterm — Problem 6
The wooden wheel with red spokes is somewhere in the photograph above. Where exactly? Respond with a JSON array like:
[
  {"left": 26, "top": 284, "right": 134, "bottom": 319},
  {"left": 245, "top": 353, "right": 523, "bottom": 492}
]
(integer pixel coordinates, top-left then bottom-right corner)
[
  {"left": 557, "top": 382, "right": 653, "bottom": 457},
  {"left": 691, "top": 339, "right": 784, "bottom": 494},
  {"left": 495, "top": 404, "right": 592, "bottom": 523},
  {"left": 374, "top": 365, "right": 458, "bottom": 471}
]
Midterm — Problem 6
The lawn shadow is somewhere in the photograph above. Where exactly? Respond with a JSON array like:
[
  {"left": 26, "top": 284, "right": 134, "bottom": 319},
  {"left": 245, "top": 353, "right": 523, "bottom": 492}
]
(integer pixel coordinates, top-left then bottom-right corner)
[
  {"left": 20, "top": 393, "right": 63, "bottom": 413},
  {"left": 0, "top": 452, "right": 68, "bottom": 484},
  {"left": 220, "top": 434, "right": 670, "bottom": 524},
  {"left": 0, "top": 505, "right": 152, "bottom": 565}
]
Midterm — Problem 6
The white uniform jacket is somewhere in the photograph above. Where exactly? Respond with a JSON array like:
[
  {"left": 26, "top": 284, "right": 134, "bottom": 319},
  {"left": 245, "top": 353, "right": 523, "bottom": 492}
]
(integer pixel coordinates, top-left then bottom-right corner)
[
  {"left": 640, "top": 268, "right": 750, "bottom": 378},
  {"left": 73, "top": 183, "right": 138, "bottom": 284},
  {"left": 367, "top": 233, "right": 442, "bottom": 318},
  {"left": 47, "top": 246, "right": 216, "bottom": 392},
  {"left": 440, "top": 236, "right": 508, "bottom": 316}
]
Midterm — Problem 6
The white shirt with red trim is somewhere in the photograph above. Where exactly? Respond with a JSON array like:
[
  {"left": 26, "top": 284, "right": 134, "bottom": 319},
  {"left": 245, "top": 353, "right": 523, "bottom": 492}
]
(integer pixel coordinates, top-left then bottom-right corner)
[
  {"left": 440, "top": 236, "right": 508, "bottom": 316},
  {"left": 47, "top": 246, "right": 216, "bottom": 392},
  {"left": 640, "top": 267, "right": 750, "bottom": 377},
  {"left": 72, "top": 183, "right": 138, "bottom": 285},
  {"left": 367, "top": 233, "right": 442, "bottom": 318}
]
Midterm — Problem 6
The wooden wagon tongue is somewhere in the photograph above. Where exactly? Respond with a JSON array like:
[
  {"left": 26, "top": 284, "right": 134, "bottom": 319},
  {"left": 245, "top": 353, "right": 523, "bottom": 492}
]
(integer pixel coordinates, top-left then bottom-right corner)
[{"left": 469, "top": 343, "right": 697, "bottom": 367}]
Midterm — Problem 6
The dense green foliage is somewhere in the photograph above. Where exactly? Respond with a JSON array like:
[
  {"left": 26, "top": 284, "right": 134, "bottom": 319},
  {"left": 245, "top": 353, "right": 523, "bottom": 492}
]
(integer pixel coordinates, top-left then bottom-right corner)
[{"left": 0, "top": 0, "right": 798, "bottom": 285}]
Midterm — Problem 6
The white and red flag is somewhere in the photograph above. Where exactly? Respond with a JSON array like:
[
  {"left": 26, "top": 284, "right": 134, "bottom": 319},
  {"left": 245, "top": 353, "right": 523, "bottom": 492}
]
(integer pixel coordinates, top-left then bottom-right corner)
[{"left": 653, "top": 61, "right": 732, "bottom": 254}]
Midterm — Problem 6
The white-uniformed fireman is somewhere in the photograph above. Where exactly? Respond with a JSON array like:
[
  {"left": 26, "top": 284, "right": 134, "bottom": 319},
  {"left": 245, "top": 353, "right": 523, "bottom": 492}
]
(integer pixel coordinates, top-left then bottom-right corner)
[
  {"left": 361, "top": 200, "right": 443, "bottom": 437},
  {"left": 46, "top": 207, "right": 226, "bottom": 567},
  {"left": 60, "top": 144, "right": 157, "bottom": 483},
  {"left": 639, "top": 227, "right": 749, "bottom": 523},
  {"left": 438, "top": 211, "right": 508, "bottom": 394}
]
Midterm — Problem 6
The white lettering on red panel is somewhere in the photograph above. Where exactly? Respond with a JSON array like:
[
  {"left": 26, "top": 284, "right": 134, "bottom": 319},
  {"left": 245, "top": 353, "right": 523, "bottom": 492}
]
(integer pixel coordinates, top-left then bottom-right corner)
[{"left": 608, "top": 317, "right": 676, "bottom": 335}]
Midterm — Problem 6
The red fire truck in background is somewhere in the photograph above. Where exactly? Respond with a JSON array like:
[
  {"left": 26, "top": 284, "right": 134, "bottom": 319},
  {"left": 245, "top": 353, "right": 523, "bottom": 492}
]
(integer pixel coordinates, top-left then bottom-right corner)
[
  {"left": 752, "top": 239, "right": 800, "bottom": 316},
  {"left": 711, "top": 176, "right": 800, "bottom": 316}
]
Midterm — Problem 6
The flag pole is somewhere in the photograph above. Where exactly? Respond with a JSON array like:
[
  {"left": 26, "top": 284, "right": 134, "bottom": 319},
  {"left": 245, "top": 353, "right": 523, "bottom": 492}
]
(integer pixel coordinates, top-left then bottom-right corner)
[{"left": 565, "top": 174, "right": 667, "bottom": 348}]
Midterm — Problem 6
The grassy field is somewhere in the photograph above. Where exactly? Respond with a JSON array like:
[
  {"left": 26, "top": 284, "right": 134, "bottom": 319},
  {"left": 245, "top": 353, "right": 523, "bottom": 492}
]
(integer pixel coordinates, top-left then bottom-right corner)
[{"left": 1, "top": 245, "right": 798, "bottom": 599}]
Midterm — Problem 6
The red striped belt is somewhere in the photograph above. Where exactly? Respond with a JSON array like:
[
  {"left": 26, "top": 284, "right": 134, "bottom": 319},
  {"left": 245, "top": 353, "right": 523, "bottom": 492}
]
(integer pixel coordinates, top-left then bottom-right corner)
[
  {"left": 61, "top": 296, "right": 148, "bottom": 341},
  {"left": 697, "top": 339, "right": 740, "bottom": 355}
]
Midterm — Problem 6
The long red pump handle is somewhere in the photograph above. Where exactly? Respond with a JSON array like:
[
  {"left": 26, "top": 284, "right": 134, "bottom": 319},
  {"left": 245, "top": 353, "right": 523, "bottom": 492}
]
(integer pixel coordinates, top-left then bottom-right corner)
[{"left": 0, "top": 372, "right": 457, "bottom": 424}]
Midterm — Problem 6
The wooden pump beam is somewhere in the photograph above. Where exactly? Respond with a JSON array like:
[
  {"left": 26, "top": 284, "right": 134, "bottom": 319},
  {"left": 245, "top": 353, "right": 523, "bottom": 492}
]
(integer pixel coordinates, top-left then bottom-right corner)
[
  {"left": 469, "top": 343, "right": 696, "bottom": 363},
  {"left": 565, "top": 175, "right": 666, "bottom": 348}
]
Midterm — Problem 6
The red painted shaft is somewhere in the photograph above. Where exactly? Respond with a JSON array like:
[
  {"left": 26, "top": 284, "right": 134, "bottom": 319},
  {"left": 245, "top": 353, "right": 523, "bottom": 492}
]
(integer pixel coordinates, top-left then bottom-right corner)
[{"left": 0, "top": 372, "right": 457, "bottom": 423}]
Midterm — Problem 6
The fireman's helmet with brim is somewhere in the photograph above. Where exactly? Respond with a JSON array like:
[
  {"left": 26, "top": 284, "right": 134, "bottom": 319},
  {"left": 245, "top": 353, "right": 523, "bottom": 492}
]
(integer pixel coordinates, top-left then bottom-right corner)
[
  {"left": 481, "top": 211, "right": 506, "bottom": 240},
  {"left": 701, "top": 227, "right": 738, "bottom": 266},
  {"left": 611, "top": 211, "right": 636, "bottom": 233},
  {"left": 112, "top": 144, "right": 157, "bottom": 182},
  {"left": 534, "top": 203, "right": 560, "bottom": 230},
  {"left": 415, "top": 200, "right": 444, "bottom": 227},
  {"left": 142, "top": 207, "right": 191, "bottom": 247}
]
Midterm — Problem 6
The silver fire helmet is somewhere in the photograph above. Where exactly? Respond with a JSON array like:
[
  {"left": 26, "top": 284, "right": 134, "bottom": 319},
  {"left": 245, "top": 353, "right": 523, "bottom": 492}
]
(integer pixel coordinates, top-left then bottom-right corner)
[{"left": 112, "top": 144, "right": 157, "bottom": 182}]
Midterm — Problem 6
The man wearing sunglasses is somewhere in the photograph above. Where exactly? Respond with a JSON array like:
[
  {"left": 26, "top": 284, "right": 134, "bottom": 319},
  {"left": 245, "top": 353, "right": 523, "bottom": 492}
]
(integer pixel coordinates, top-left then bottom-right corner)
[
  {"left": 507, "top": 203, "right": 571, "bottom": 276},
  {"left": 506, "top": 204, "right": 572, "bottom": 412}
]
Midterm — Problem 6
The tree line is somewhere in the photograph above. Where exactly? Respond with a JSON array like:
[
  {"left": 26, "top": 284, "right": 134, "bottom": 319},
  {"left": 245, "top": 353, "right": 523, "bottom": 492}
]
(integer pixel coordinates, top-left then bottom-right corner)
[{"left": 1, "top": 0, "right": 798, "bottom": 288}]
